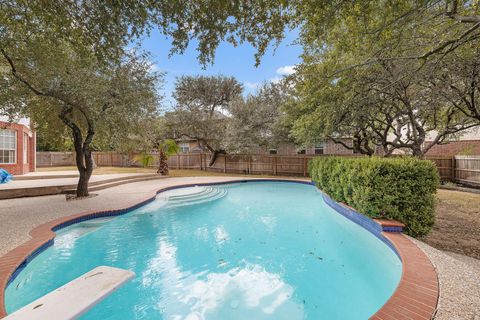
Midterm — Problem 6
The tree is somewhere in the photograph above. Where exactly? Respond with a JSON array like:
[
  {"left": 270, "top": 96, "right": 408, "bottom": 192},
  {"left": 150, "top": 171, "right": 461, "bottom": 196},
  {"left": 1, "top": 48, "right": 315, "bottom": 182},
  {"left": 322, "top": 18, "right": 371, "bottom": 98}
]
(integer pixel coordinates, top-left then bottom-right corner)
[
  {"left": 166, "top": 75, "right": 243, "bottom": 165},
  {"left": 1, "top": 0, "right": 292, "bottom": 196},
  {"left": 136, "top": 118, "right": 179, "bottom": 175},
  {"left": 156, "top": 140, "right": 179, "bottom": 175},
  {"left": 295, "top": 1, "right": 480, "bottom": 76},
  {"left": 428, "top": 44, "right": 480, "bottom": 122},
  {"left": 0, "top": 46, "right": 161, "bottom": 197},
  {"left": 288, "top": 52, "right": 479, "bottom": 157},
  {"left": 225, "top": 81, "right": 292, "bottom": 153},
  {"left": 0, "top": 1, "right": 295, "bottom": 68},
  {"left": 120, "top": 117, "right": 179, "bottom": 175}
]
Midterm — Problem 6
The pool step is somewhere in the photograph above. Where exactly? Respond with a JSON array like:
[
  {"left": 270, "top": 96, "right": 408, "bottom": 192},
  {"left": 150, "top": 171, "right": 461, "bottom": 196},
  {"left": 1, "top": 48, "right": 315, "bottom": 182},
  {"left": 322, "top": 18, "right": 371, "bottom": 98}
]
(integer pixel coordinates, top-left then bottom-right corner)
[{"left": 165, "top": 187, "right": 227, "bottom": 208}]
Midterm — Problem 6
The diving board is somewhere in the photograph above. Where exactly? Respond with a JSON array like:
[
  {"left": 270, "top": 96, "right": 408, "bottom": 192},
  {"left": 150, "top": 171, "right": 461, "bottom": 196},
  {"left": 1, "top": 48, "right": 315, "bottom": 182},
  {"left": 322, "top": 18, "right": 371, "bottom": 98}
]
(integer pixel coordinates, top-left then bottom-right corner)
[{"left": 4, "top": 266, "right": 135, "bottom": 320}]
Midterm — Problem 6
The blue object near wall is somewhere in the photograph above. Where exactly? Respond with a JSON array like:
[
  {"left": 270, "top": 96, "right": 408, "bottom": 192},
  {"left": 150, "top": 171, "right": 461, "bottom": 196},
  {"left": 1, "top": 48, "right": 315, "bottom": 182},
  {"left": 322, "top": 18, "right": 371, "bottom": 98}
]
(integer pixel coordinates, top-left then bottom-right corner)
[{"left": 0, "top": 169, "right": 12, "bottom": 184}]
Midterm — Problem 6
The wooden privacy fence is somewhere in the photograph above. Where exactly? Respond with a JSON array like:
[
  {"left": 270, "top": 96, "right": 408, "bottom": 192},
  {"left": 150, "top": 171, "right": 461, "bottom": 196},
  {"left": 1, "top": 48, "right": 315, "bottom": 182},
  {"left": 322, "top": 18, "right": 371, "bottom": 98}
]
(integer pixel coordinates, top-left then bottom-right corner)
[
  {"left": 454, "top": 155, "right": 480, "bottom": 185},
  {"left": 36, "top": 152, "right": 480, "bottom": 184}
]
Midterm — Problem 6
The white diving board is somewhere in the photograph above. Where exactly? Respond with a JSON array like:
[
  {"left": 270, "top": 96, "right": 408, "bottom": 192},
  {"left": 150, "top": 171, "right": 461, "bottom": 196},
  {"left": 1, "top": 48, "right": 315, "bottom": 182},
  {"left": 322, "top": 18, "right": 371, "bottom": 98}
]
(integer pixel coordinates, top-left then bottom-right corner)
[{"left": 5, "top": 266, "right": 135, "bottom": 320}]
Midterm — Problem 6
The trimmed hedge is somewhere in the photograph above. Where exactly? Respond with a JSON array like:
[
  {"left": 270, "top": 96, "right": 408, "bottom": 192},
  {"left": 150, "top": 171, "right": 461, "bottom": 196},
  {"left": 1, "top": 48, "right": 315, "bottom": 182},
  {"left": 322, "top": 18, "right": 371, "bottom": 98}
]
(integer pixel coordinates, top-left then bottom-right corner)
[{"left": 309, "top": 156, "right": 439, "bottom": 237}]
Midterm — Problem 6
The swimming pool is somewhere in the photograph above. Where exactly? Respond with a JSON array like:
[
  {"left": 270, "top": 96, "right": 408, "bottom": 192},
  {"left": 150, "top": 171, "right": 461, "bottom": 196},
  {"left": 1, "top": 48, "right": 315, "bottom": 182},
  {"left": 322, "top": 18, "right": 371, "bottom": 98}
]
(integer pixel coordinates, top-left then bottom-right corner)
[{"left": 5, "top": 181, "right": 402, "bottom": 319}]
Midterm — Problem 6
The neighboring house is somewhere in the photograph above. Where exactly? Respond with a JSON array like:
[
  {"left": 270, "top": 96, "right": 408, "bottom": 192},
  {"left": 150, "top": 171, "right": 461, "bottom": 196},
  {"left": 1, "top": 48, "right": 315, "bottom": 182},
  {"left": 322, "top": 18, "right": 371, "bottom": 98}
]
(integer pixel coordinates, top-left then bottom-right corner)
[
  {"left": 174, "top": 137, "right": 356, "bottom": 156},
  {"left": 424, "top": 127, "right": 480, "bottom": 156},
  {"left": 0, "top": 117, "right": 36, "bottom": 175},
  {"left": 175, "top": 137, "right": 205, "bottom": 153},
  {"left": 270, "top": 139, "right": 355, "bottom": 155}
]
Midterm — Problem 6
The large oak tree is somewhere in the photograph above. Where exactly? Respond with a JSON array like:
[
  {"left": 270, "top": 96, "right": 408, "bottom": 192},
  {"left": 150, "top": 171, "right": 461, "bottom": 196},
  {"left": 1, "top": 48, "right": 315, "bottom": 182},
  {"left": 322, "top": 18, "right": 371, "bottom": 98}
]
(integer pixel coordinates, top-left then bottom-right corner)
[
  {"left": 1, "top": 46, "right": 161, "bottom": 196},
  {"left": 166, "top": 75, "right": 243, "bottom": 165}
]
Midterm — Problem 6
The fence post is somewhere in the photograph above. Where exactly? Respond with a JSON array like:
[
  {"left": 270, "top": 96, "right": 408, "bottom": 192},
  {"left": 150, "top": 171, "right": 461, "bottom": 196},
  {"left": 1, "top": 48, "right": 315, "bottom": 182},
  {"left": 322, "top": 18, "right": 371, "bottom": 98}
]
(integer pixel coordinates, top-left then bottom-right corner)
[
  {"left": 452, "top": 156, "right": 456, "bottom": 182},
  {"left": 303, "top": 155, "right": 307, "bottom": 177},
  {"left": 224, "top": 155, "right": 227, "bottom": 173},
  {"left": 177, "top": 155, "right": 180, "bottom": 170},
  {"left": 273, "top": 156, "right": 277, "bottom": 175}
]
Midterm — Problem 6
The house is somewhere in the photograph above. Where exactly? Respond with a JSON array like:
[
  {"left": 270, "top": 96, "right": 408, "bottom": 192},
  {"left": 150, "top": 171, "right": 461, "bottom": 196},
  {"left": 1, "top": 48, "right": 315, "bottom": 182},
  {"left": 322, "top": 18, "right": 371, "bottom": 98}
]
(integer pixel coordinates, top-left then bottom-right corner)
[
  {"left": 174, "top": 136, "right": 356, "bottom": 156},
  {"left": 424, "top": 127, "right": 480, "bottom": 156},
  {"left": 175, "top": 137, "right": 205, "bottom": 153},
  {"left": 0, "top": 117, "right": 36, "bottom": 175},
  {"left": 269, "top": 138, "right": 356, "bottom": 155}
]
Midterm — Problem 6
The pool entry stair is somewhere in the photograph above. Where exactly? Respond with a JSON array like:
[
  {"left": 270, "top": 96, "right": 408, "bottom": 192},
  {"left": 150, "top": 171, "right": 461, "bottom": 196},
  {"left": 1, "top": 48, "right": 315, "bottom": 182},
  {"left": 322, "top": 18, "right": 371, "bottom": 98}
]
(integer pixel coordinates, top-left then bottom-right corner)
[{"left": 161, "top": 186, "right": 228, "bottom": 207}]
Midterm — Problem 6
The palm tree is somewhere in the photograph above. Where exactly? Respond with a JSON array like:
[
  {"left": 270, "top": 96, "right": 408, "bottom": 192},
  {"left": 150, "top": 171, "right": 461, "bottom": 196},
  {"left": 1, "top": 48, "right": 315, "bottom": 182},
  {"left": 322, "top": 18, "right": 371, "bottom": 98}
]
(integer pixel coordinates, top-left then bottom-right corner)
[{"left": 156, "top": 139, "right": 179, "bottom": 175}]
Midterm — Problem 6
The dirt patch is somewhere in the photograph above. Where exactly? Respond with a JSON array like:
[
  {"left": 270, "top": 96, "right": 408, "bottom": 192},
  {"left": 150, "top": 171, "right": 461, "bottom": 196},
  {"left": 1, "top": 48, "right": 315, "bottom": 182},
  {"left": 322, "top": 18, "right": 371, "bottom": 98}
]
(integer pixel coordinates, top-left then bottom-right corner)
[{"left": 422, "top": 189, "right": 480, "bottom": 259}]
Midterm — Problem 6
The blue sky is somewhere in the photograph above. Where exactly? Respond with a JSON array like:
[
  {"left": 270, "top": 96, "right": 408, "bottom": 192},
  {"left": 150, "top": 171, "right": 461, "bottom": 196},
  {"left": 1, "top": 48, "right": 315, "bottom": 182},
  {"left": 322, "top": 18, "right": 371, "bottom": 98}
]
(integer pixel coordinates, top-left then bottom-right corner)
[{"left": 140, "top": 29, "right": 302, "bottom": 107}]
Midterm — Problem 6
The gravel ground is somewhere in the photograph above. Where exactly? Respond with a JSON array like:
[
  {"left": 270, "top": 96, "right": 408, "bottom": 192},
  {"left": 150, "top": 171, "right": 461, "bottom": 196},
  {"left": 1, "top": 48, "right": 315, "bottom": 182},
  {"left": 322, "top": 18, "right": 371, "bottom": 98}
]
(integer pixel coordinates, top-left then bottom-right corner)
[{"left": 411, "top": 237, "right": 480, "bottom": 320}]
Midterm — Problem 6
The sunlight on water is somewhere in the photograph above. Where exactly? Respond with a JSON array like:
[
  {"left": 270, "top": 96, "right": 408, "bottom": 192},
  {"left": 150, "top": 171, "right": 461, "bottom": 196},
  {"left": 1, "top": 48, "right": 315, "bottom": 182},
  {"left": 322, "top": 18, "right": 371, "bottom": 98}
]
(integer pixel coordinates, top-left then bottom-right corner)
[{"left": 6, "top": 182, "right": 401, "bottom": 319}]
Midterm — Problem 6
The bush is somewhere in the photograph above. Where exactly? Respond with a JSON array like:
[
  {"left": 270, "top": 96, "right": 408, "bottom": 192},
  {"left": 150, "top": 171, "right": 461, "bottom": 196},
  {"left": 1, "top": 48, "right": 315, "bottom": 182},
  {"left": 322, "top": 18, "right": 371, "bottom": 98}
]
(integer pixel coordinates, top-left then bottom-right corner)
[
  {"left": 309, "top": 156, "right": 439, "bottom": 237},
  {"left": 135, "top": 152, "right": 154, "bottom": 167}
]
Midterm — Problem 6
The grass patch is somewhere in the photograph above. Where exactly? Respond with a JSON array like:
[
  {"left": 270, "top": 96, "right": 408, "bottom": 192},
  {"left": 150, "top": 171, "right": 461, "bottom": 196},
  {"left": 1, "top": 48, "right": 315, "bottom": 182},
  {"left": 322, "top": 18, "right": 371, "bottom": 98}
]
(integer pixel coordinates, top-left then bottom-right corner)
[
  {"left": 423, "top": 189, "right": 480, "bottom": 259},
  {"left": 37, "top": 166, "right": 301, "bottom": 179}
]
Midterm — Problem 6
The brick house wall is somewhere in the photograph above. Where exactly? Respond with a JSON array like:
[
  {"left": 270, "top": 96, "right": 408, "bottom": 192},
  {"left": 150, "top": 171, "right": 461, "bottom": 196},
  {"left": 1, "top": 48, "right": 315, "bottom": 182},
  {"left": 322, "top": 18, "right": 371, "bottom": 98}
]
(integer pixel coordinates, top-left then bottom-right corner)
[
  {"left": 425, "top": 140, "right": 480, "bottom": 156},
  {"left": 0, "top": 121, "right": 36, "bottom": 175},
  {"left": 305, "top": 138, "right": 354, "bottom": 155}
]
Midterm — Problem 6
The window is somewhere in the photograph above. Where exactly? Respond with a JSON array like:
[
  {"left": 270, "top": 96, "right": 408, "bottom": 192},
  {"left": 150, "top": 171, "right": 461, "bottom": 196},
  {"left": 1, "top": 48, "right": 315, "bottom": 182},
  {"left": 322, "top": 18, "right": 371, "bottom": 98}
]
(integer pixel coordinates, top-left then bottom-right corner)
[
  {"left": 179, "top": 142, "right": 190, "bottom": 153},
  {"left": 269, "top": 149, "right": 277, "bottom": 155},
  {"left": 314, "top": 142, "right": 324, "bottom": 155},
  {"left": 23, "top": 133, "right": 28, "bottom": 164},
  {"left": 0, "top": 129, "right": 16, "bottom": 164}
]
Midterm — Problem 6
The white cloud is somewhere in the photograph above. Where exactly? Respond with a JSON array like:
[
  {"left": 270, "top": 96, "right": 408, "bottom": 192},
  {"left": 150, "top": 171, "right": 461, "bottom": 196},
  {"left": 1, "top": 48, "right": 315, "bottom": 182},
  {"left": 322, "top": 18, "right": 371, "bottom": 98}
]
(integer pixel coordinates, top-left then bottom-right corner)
[
  {"left": 244, "top": 81, "right": 260, "bottom": 90},
  {"left": 276, "top": 65, "right": 296, "bottom": 76}
]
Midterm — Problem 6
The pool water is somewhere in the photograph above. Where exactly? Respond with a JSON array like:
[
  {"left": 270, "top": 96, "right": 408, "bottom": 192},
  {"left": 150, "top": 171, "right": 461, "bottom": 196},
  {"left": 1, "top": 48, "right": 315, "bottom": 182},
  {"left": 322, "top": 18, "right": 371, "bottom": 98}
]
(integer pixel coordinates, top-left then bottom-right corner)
[{"left": 6, "top": 182, "right": 402, "bottom": 319}]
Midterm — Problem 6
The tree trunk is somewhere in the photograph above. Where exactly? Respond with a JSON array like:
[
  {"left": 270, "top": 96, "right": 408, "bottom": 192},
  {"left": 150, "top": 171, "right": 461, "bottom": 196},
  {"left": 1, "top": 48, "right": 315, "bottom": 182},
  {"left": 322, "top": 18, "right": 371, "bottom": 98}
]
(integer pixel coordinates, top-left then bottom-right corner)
[
  {"left": 157, "top": 149, "right": 169, "bottom": 175},
  {"left": 76, "top": 168, "right": 90, "bottom": 197},
  {"left": 73, "top": 134, "right": 94, "bottom": 197},
  {"left": 208, "top": 149, "right": 226, "bottom": 166},
  {"left": 61, "top": 108, "right": 94, "bottom": 198},
  {"left": 411, "top": 145, "right": 425, "bottom": 159}
]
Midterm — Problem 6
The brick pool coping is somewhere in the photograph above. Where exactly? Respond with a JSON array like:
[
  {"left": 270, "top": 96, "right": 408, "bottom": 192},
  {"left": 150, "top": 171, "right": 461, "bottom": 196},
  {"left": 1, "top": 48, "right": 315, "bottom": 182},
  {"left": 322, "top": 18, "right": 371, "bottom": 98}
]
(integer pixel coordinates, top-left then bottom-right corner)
[{"left": 0, "top": 178, "right": 438, "bottom": 319}]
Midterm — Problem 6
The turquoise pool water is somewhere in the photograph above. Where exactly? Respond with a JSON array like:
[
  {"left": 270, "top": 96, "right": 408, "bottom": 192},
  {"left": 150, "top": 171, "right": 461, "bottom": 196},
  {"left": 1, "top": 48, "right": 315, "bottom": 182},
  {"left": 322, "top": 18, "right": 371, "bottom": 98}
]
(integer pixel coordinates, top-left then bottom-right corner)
[{"left": 6, "top": 181, "right": 401, "bottom": 319}]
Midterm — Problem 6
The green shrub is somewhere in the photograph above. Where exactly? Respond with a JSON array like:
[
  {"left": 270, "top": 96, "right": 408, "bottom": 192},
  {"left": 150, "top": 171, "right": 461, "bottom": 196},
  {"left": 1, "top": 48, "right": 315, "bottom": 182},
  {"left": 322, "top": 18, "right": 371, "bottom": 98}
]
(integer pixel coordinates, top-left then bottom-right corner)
[
  {"left": 135, "top": 152, "right": 154, "bottom": 167},
  {"left": 309, "top": 156, "right": 439, "bottom": 237}
]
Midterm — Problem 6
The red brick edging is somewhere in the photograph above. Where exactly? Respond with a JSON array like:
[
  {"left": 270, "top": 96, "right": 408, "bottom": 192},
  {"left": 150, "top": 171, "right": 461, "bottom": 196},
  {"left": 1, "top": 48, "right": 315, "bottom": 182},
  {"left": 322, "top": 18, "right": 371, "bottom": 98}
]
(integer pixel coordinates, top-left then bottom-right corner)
[
  {"left": 370, "top": 226, "right": 439, "bottom": 320},
  {"left": 0, "top": 179, "right": 439, "bottom": 319}
]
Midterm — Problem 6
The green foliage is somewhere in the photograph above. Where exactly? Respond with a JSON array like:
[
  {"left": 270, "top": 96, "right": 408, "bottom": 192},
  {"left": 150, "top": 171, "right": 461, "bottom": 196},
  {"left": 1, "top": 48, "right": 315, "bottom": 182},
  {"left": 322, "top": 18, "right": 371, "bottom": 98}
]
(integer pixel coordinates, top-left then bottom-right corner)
[
  {"left": 0, "top": 1, "right": 293, "bottom": 68},
  {"left": 159, "top": 139, "right": 179, "bottom": 158},
  {"left": 309, "top": 157, "right": 440, "bottom": 237},
  {"left": 166, "top": 75, "right": 243, "bottom": 153},
  {"left": 136, "top": 152, "right": 155, "bottom": 168},
  {"left": 225, "top": 81, "right": 292, "bottom": 153}
]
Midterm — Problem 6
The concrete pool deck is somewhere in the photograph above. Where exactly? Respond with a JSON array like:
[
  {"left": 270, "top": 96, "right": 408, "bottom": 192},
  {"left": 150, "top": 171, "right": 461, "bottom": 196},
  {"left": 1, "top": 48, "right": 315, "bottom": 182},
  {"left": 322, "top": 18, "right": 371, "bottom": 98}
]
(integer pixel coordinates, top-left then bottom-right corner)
[{"left": 0, "top": 176, "right": 476, "bottom": 319}]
